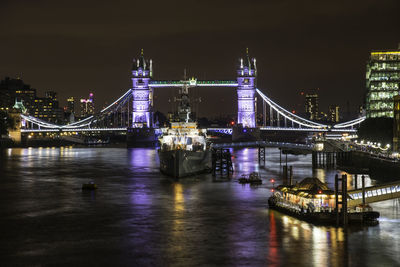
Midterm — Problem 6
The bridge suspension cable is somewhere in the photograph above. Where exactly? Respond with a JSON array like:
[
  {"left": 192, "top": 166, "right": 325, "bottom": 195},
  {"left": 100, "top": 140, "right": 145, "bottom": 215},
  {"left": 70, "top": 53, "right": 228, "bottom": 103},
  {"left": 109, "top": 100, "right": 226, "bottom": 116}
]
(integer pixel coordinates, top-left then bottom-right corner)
[
  {"left": 21, "top": 89, "right": 134, "bottom": 130},
  {"left": 333, "top": 116, "right": 366, "bottom": 128},
  {"left": 256, "top": 89, "right": 328, "bottom": 129}
]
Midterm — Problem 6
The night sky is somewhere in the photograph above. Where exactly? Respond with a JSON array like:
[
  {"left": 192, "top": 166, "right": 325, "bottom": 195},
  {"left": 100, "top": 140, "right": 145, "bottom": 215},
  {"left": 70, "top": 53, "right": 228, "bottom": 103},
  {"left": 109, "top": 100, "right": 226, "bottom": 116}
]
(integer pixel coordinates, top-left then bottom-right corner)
[{"left": 1, "top": 0, "right": 399, "bottom": 118}]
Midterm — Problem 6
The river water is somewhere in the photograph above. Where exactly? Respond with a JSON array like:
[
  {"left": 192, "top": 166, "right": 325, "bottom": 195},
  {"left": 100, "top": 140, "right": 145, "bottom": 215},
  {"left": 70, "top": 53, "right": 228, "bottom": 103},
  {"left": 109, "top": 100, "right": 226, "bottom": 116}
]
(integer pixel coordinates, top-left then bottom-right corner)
[{"left": 1, "top": 147, "right": 400, "bottom": 266}]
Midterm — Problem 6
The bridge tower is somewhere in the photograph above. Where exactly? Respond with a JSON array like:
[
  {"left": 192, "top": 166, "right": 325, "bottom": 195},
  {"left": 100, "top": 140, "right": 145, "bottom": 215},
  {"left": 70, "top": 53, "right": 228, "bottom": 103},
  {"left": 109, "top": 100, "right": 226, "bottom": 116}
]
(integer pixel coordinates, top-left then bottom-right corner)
[
  {"left": 131, "top": 49, "right": 153, "bottom": 128},
  {"left": 236, "top": 48, "right": 257, "bottom": 128},
  {"left": 233, "top": 49, "right": 260, "bottom": 141}
]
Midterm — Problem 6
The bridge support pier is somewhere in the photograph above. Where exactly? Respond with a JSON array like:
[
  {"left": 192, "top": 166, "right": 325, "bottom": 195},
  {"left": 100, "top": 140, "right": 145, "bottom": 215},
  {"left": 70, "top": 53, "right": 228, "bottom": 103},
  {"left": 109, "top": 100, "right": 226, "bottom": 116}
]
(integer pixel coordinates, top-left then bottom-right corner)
[
  {"left": 212, "top": 148, "right": 233, "bottom": 178},
  {"left": 312, "top": 151, "right": 336, "bottom": 169},
  {"left": 336, "top": 151, "right": 352, "bottom": 167}
]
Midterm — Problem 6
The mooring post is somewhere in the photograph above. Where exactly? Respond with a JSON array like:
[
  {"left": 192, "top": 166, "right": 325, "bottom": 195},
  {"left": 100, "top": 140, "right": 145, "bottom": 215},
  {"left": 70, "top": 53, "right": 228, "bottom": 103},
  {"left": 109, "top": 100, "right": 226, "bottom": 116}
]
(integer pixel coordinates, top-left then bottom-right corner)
[
  {"left": 212, "top": 149, "right": 216, "bottom": 177},
  {"left": 335, "top": 174, "right": 339, "bottom": 226},
  {"left": 354, "top": 174, "right": 358, "bottom": 189},
  {"left": 342, "top": 174, "right": 348, "bottom": 226},
  {"left": 312, "top": 151, "right": 316, "bottom": 168},
  {"left": 283, "top": 165, "right": 288, "bottom": 185},
  {"left": 362, "top": 175, "right": 366, "bottom": 212},
  {"left": 285, "top": 153, "right": 288, "bottom": 168},
  {"left": 220, "top": 149, "right": 223, "bottom": 175}
]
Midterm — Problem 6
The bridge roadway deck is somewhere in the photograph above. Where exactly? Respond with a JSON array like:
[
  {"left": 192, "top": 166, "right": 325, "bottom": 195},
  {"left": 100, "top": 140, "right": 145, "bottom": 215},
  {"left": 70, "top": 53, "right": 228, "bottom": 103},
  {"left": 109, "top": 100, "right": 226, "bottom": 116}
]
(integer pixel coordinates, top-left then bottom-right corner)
[
  {"left": 348, "top": 181, "right": 400, "bottom": 207},
  {"left": 21, "top": 126, "right": 358, "bottom": 134}
]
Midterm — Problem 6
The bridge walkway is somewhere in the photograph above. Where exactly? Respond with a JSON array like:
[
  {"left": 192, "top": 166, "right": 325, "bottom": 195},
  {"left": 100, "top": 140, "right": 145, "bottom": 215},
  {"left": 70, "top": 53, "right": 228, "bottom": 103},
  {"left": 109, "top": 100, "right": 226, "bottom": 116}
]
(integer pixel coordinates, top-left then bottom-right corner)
[
  {"left": 211, "top": 141, "right": 313, "bottom": 150},
  {"left": 348, "top": 181, "right": 400, "bottom": 207}
]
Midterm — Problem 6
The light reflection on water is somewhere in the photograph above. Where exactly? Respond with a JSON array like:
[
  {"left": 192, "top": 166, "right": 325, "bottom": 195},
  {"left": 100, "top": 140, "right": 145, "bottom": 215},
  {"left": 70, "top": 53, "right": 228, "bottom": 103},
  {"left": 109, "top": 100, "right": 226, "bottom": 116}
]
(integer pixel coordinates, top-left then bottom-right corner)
[{"left": 0, "top": 147, "right": 399, "bottom": 266}]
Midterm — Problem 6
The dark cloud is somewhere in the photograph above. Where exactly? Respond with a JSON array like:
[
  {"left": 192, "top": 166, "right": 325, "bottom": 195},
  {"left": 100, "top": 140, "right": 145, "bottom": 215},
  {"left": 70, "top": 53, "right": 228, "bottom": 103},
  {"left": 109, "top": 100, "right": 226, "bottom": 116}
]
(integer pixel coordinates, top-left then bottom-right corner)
[{"left": 0, "top": 0, "right": 399, "bottom": 117}]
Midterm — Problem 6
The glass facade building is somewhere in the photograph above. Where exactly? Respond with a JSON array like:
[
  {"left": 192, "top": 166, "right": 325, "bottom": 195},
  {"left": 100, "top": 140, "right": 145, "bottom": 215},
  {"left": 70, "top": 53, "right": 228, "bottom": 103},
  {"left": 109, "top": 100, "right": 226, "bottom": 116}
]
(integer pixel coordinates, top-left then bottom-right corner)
[{"left": 366, "top": 48, "right": 400, "bottom": 118}]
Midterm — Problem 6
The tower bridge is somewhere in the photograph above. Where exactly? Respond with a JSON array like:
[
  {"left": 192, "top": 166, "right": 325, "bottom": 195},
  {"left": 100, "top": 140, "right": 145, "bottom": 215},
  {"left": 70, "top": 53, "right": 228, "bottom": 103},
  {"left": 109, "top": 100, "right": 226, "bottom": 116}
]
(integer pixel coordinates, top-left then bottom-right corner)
[{"left": 18, "top": 49, "right": 365, "bottom": 140}]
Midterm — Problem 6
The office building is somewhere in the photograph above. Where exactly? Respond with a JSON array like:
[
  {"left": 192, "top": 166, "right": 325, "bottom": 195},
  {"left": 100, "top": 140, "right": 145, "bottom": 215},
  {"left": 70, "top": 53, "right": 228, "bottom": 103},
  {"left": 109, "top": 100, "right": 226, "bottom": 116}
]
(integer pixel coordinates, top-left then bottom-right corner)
[
  {"left": 329, "top": 105, "right": 340, "bottom": 123},
  {"left": 33, "top": 91, "right": 63, "bottom": 123},
  {"left": 366, "top": 45, "right": 400, "bottom": 118},
  {"left": 305, "top": 94, "right": 319, "bottom": 120},
  {"left": 80, "top": 93, "right": 94, "bottom": 117},
  {"left": 45, "top": 91, "right": 57, "bottom": 101},
  {"left": 67, "top": 97, "right": 75, "bottom": 114}
]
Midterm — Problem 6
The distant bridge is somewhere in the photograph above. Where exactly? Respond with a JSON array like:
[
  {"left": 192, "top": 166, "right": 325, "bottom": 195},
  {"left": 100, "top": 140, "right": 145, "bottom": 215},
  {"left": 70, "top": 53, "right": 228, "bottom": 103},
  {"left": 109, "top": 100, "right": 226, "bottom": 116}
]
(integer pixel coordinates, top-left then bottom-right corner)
[{"left": 18, "top": 50, "right": 365, "bottom": 136}]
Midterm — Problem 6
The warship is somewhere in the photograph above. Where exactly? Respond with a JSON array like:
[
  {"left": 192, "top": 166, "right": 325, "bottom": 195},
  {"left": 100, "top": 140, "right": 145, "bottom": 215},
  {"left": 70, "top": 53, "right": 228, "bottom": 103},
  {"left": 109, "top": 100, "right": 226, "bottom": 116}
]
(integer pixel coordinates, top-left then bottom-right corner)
[{"left": 158, "top": 78, "right": 211, "bottom": 178}]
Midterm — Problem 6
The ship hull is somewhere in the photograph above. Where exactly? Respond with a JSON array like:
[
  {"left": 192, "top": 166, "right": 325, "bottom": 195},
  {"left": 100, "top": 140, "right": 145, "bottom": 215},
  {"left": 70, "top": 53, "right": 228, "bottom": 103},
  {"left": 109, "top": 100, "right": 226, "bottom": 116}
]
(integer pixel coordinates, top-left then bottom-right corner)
[{"left": 158, "top": 149, "right": 212, "bottom": 178}]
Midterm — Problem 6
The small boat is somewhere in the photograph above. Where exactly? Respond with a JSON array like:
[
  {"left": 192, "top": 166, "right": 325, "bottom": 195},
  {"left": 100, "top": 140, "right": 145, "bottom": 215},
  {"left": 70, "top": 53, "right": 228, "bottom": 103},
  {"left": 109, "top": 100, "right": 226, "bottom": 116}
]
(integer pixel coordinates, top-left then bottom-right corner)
[
  {"left": 249, "top": 172, "right": 262, "bottom": 185},
  {"left": 238, "top": 174, "right": 248, "bottom": 184},
  {"left": 82, "top": 182, "right": 97, "bottom": 190},
  {"left": 238, "top": 172, "right": 262, "bottom": 185}
]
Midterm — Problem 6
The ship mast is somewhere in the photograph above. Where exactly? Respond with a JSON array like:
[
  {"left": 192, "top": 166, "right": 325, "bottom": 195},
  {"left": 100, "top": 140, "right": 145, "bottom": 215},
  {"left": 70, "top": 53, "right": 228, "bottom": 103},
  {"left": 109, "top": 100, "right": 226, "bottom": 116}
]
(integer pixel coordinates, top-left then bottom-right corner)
[{"left": 177, "top": 69, "right": 192, "bottom": 123}]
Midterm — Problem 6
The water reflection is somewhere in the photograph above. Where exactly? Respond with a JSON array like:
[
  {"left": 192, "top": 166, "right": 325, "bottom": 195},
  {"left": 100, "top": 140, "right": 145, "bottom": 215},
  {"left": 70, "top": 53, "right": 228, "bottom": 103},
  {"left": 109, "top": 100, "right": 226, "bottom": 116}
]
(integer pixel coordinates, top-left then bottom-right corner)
[
  {"left": 270, "top": 210, "right": 349, "bottom": 266},
  {"left": 1, "top": 147, "right": 400, "bottom": 266},
  {"left": 267, "top": 211, "right": 280, "bottom": 266},
  {"left": 174, "top": 183, "right": 184, "bottom": 212}
]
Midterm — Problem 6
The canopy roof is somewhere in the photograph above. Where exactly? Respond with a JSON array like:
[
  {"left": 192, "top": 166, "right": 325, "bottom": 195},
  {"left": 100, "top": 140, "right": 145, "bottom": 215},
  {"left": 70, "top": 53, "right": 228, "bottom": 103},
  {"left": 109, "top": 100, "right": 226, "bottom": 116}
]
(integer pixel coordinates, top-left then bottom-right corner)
[{"left": 277, "top": 177, "right": 335, "bottom": 198}]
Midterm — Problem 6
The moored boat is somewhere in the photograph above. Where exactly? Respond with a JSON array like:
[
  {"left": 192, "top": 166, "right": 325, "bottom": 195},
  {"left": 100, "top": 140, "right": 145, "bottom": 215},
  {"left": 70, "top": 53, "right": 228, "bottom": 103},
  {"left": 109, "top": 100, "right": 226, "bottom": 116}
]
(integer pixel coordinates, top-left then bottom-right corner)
[
  {"left": 268, "top": 177, "right": 379, "bottom": 225},
  {"left": 238, "top": 172, "right": 262, "bottom": 185}
]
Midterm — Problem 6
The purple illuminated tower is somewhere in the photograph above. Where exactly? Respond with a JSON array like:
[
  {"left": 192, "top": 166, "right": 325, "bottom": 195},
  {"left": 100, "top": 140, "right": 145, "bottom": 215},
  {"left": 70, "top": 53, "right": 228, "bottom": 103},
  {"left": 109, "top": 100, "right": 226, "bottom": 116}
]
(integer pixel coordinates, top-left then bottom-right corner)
[
  {"left": 131, "top": 49, "right": 153, "bottom": 128},
  {"left": 237, "top": 48, "right": 257, "bottom": 128}
]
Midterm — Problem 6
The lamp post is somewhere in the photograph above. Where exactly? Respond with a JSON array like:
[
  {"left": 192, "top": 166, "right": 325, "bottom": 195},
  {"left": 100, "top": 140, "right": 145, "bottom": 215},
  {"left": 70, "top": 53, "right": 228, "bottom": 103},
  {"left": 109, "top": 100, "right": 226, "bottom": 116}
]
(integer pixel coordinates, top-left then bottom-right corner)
[{"left": 270, "top": 178, "right": 275, "bottom": 192}]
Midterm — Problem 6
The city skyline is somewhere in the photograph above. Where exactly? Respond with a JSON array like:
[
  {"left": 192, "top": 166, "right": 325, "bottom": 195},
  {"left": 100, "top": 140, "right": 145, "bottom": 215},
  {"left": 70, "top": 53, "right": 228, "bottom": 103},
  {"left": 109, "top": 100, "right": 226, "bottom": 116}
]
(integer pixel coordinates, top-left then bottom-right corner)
[{"left": 1, "top": 0, "right": 399, "bottom": 117}]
